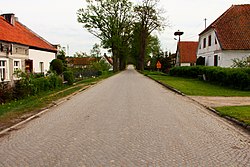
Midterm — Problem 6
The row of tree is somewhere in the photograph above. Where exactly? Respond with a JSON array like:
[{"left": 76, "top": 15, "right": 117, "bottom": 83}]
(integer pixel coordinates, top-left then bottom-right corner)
[{"left": 77, "top": 0, "right": 167, "bottom": 72}]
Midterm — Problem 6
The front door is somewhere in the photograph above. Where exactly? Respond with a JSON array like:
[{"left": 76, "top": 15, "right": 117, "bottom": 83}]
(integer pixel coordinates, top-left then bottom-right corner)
[
  {"left": 25, "top": 59, "right": 33, "bottom": 73},
  {"left": 214, "top": 55, "right": 218, "bottom": 66}
]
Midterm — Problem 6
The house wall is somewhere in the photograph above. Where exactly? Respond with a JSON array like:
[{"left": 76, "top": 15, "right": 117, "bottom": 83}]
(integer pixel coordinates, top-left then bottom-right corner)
[
  {"left": 29, "top": 49, "right": 55, "bottom": 74},
  {"left": 197, "top": 29, "right": 221, "bottom": 57},
  {"left": 197, "top": 29, "right": 250, "bottom": 67},
  {"left": 0, "top": 43, "right": 28, "bottom": 82},
  {"left": 220, "top": 51, "right": 250, "bottom": 67},
  {"left": 180, "top": 63, "right": 192, "bottom": 66}
]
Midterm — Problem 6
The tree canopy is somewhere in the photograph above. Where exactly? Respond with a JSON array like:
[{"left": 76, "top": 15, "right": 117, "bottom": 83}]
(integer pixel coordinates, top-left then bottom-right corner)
[{"left": 77, "top": 0, "right": 167, "bottom": 71}]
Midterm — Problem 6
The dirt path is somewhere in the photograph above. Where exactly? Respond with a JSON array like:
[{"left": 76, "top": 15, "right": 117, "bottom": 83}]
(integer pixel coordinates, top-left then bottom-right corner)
[{"left": 189, "top": 96, "right": 250, "bottom": 107}]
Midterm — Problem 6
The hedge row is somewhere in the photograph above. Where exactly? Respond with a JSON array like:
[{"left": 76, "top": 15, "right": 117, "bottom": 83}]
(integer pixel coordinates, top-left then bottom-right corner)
[
  {"left": 0, "top": 74, "right": 63, "bottom": 104},
  {"left": 169, "top": 66, "right": 250, "bottom": 90}
]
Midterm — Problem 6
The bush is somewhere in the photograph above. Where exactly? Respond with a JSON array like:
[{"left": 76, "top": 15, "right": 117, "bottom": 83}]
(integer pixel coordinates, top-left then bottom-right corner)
[
  {"left": 50, "top": 59, "right": 63, "bottom": 75},
  {"left": 63, "top": 71, "right": 74, "bottom": 85},
  {"left": 169, "top": 66, "right": 250, "bottom": 90},
  {"left": 196, "top": 56, "right": 205, "bottom": 66}
]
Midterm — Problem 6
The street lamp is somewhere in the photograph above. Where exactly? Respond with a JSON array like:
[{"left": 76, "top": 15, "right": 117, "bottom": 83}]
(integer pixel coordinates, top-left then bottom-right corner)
[{"left": 174, "top": 30, "right": 184, "bottom": 66}]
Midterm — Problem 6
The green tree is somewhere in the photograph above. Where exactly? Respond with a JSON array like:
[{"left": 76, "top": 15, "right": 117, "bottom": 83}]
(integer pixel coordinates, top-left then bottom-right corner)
[
  {"left": 90, "top": 43, "right": 101, "bottom": 57},
  {"left": 134, "top": 0, "right": 167, "bottom": 70},
  {"left": 77, "top": 0, "right": 134, "bottom": 72},
  {"left": 73, "top": 52, "right": 88, "bottom": 58}
]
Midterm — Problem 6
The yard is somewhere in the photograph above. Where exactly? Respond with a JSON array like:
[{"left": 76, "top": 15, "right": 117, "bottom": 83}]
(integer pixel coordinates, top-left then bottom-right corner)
[{"left": 144, "top": 71, "right": 250, "bottom": 126}]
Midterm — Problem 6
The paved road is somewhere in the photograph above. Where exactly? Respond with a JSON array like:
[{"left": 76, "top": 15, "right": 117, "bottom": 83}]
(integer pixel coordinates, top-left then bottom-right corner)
[{"left": 0, "top": 66, "right": 249, "bottom": 167}]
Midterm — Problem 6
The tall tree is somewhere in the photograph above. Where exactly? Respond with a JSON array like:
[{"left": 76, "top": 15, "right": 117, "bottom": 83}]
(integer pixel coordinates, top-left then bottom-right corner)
[
  {"left": 77, "top": 0, "right": 134, "bottom": 72},
  {"left": 90, "top": 43, "right": 101, "bottom": 57},
  {"left": 134, "top": 0, "right": 167, "bottom": 70}
]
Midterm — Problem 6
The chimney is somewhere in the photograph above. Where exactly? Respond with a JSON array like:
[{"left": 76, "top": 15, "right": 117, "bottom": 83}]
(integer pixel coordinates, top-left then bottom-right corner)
[{"left": 1, "top": 13, "right": 15, "bottom": 26}]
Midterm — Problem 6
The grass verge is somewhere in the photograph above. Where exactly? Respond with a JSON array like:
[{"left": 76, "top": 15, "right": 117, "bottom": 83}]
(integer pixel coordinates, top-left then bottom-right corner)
[
  {"left": 144, "top": 71, "right": 250, "bottom": 96},
  {"left": 0, "top": 72, "right": 114, "bottom": 131},
  {"left": 215, "top": 106, "right": 250, "bottom": 126}
]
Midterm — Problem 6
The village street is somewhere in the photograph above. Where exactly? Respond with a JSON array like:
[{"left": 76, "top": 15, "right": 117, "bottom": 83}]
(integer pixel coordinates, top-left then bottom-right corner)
[{"left": 0, "top": 65, "right": 249, "bottom": 166}]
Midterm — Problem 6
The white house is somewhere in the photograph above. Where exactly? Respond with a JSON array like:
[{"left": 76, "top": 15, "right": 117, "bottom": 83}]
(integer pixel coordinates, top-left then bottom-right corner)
[
  {"left": 197, "top": 4, "right": 250, "bottom": 67},
  {"left": 0, "top": 13, "right": 57, "bottom": 84}
]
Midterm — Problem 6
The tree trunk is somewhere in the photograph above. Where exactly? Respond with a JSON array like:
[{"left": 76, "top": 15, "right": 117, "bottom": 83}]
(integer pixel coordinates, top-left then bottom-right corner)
[
  {"left": 112, "top": 45, "right": 119, "bottom": 72},
  {"left": 138, "top": 30, "right": 147, "bottom": 71}
]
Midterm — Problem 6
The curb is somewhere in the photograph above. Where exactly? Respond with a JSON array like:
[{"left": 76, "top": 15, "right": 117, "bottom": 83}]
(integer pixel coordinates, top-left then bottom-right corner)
[
  {"left": 0, "top": 84, "right": 93, "bottom": 136},
  {"left": 144, "top": 74, "right": 250, "bottom": 132}
]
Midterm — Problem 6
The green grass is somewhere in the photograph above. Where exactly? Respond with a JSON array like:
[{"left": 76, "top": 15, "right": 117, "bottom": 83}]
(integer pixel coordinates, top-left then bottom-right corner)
[
  {"left": 0, "top": 72, "right": 114, "bottom": 129},
  {"left": 215, "top": 106, "right": 250, "bottom": 125},
  {"left": 145, "top": 71, "right": 250, "bottom": 96}
]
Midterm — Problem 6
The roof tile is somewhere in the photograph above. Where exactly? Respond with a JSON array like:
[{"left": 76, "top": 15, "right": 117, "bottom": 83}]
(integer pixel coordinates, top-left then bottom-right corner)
[
  {"left": 0, "top": 15, "right": 56, "bottom": 52},
  {"left": 200, "top": 4, "right": 250, "bottom": 50},
  {"left": 178, "top": 41, "right": 198, "bottom": 63}
]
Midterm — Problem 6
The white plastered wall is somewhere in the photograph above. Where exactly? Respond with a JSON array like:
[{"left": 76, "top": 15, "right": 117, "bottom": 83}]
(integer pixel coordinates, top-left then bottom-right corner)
[{"left": 29, "top": 49, "right": 55, "bottom": 74}]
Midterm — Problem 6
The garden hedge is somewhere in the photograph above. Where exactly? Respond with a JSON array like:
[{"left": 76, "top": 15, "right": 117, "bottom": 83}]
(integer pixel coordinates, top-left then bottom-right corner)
[{"left": 169, "top": 66, "right": 250, "bottom": 90}]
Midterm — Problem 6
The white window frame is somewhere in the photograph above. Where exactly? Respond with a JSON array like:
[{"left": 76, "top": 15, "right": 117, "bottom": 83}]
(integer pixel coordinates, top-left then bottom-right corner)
[
  {"left": 13, "top": 59, "right": 21, "bottom": 80},
  {"left": 0, "top": 58, "right": 9, "bottom": 82},
  {"left": 13, "top": 59, "right": 21, "bottom": 72}
]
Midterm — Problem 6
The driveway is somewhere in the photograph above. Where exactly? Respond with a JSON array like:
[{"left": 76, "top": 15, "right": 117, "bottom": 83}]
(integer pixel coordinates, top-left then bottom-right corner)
[{"left": 0, "top": 65, "right": 249, "bottom": 166}]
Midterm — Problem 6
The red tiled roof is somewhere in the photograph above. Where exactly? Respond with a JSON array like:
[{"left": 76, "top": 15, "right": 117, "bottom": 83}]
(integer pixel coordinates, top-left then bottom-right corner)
[
  {"left": 178, "top": 41, "right": 198, "bottom": 63},
  {"left": 0, "top": 15, "right": 57, "bottom": 52},
  {"left": 200, "top": 4, "right": 250, "bottom": 50},
  {"left": 66, "top": 57, "right": 100, "bottom": 66}
]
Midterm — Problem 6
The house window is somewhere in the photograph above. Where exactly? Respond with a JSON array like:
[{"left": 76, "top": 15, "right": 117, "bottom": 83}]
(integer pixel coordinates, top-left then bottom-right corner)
[
  {"left": 208, "top": 35, "right": 212, "bottom": 46},
  {"left": 215, "top": 38, "right": 217, "bottom": 45},
  {"left": 40, "top": 62, "right": 44, "bottom": 73},
  {"left": 13, "top": 60, "right": 21, "bottom": 72},
  {"left": 0, "top": 60, "right": 7, "bottom": 81},
  {"left": 203, "top": 38, "right": 206, "bottom": 48}
]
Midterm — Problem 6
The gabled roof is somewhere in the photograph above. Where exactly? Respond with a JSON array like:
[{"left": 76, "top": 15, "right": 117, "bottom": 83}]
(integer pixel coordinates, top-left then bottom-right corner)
[
  {"left": 103, "top": 54, "right": 113, "bottom": 65},
  {"left": 177, "top": 41, "right": 198, "bottom": 63},
  {"left": 0, "top": 14, "right": 57, "bottom": 52},
  {"left": 199, "top": 4, "right": 250, "bottom": 50}
]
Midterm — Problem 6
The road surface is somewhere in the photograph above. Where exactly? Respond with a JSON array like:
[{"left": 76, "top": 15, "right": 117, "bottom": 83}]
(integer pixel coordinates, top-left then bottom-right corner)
[{"left": 0, "top": 65, "right": 249, "bottom": 166}]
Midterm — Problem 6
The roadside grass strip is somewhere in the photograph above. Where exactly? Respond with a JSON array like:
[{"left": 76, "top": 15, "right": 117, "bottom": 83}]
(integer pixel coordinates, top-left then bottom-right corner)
[
  {"left": 0, "top": 72, "right": 114, "bottom": 131},
  {"left": 145, "top": 71, "right": 250, "bottom": 97},
  {"left": 215, "top": 106, "right": 250, "bottom": 126}
]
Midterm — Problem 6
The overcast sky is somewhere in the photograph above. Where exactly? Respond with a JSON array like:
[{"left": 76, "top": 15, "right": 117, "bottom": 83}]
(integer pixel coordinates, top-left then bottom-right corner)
[{"left": 1, "top": 0, "right": 249, "bottom": 56}]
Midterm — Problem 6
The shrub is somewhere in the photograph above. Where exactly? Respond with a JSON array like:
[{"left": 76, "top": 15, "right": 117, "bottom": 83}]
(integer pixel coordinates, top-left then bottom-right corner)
[
  {"left": 196, "top": 56, "right": 205, "bottom": 66},
  {"left": 50, "top": 59, "right": 63, "bottom": 75},
  {"left": 63, "top": 71, "right": 74, "bottom": 85}
]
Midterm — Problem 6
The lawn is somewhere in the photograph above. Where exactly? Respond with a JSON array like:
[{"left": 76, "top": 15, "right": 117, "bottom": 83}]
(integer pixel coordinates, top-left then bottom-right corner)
[
  {"left": 215, "top": 106, "right": 250, "bottom": 126},
  {"left": 143, "top": 71, "right": 250, "bottom": 127},
  {"left": 145, "top": 71, "right": 250, "bottom": 96}
]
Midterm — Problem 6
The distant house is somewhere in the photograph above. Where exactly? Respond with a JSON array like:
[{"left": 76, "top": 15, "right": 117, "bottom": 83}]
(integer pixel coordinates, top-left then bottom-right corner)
[
  {"left": 197, "top": 5, "right": 250, "bottom": 67},
  {"left": 66, "top": 57, "right": 100, "bottom": 69},
  {"left": 169, "top": 53, "right": 177, "bottom": 67},
  {"left": 0, "top": 13, "right": 57, "bottom": 83},
  {"left": 176, "top": 41, "right": 198, "bottom": 66}
]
